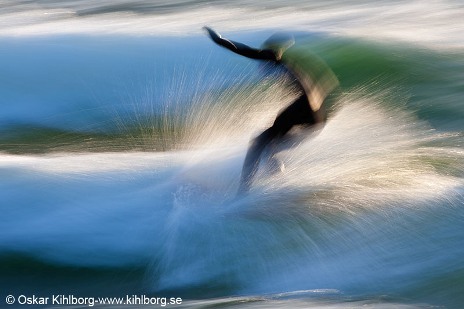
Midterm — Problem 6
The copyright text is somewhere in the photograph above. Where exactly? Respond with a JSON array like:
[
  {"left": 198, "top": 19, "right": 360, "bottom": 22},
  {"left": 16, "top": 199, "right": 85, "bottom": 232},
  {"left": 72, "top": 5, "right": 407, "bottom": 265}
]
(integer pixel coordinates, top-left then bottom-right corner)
[{"left": 5, "top": 294, "right": 182, "bottom": 307}]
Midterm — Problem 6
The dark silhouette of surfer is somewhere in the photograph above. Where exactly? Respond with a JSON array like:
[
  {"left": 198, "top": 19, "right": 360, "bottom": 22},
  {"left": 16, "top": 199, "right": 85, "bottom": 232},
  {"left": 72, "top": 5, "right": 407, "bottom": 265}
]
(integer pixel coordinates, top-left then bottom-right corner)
[{"left": 204, "top": 26, "right": 338, "bottom": 193}]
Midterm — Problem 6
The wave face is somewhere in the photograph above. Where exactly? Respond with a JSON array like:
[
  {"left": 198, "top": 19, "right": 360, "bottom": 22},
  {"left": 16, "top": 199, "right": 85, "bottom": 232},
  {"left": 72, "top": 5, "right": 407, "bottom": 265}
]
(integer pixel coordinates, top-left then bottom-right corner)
[{"left": 1, "top": 1, "right": 464, "bottom": 308}]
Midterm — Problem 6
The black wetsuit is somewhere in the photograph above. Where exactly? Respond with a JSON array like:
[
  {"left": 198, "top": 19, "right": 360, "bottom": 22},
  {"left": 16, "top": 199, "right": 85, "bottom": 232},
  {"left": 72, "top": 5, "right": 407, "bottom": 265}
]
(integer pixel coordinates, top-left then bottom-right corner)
[{"left": 204, "top": 27, "right": 326, "bottom": 192}]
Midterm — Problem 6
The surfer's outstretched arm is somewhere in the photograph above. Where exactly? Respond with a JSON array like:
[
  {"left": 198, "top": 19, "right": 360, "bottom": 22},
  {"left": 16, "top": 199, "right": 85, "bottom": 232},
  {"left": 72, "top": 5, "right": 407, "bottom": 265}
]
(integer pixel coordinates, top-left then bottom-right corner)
[{"left": 204, "top": 26, "right": 276, "bottom": 61}]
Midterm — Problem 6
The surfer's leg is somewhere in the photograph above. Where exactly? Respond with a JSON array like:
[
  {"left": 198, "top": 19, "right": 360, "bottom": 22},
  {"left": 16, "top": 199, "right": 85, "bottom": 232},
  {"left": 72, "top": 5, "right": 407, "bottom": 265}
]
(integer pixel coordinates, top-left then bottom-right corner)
[
  {"left": 238, "top": 97, "right": 309, "bottom": 192},
  {"left": 238, "top": 94, "right": 325, "bottom": 193},
  {"left": 238, "top": 126, "right": 279, "bottom": 193},
  {"left": 238, "top": 95, "right": 318, "bottom": 193}
]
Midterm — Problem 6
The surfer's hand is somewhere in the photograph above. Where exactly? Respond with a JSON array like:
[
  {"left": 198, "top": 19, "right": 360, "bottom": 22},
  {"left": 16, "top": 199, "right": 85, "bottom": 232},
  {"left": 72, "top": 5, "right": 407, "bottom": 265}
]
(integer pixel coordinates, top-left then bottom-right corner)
[{"left": 203, "top": 26, "right": 222, "bottom": 43}]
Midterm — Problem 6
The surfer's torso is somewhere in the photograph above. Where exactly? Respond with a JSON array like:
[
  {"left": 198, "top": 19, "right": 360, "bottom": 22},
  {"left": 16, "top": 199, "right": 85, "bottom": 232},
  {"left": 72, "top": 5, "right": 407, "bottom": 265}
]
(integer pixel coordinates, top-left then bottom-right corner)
[{"left": 261, "top": 45, "right": 337, "bottom": 113}]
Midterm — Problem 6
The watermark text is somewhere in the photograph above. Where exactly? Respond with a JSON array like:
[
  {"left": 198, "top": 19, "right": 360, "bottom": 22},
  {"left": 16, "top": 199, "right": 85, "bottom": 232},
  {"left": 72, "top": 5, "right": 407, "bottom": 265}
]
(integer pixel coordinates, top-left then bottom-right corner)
[{"left": 5, "top": 294, "right": 182, "bottom": 307}]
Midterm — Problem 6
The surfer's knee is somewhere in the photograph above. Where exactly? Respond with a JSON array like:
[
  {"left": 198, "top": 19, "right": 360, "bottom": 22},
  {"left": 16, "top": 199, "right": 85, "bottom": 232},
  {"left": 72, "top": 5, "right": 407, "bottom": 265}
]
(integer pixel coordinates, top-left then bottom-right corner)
[
  {"left": 313, "top": 106, "right": 327, "bottom": 124},
  {"left": 251, "top": 127, "right": 278, "bottom": 147}
]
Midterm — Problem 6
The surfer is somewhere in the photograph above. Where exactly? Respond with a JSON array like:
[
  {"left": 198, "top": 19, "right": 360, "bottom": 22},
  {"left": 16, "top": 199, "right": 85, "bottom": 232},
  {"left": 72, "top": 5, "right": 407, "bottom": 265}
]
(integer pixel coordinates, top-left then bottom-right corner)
[{"left": 204, "top": 26, "right": 338, "bottom": 193}]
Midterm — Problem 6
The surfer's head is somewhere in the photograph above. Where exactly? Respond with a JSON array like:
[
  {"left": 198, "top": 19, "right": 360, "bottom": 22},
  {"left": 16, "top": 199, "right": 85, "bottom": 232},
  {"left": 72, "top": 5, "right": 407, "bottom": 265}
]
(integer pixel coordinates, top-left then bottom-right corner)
[{"left": 262, "top": 32, "right": 295, "bottom": 60}]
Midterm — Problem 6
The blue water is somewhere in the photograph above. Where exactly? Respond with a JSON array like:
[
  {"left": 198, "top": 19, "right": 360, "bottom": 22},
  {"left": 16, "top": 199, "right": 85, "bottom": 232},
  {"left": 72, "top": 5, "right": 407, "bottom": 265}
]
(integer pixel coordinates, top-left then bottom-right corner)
[{"left": 1, "top": 1, "right": 464, "bottom": 308}]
